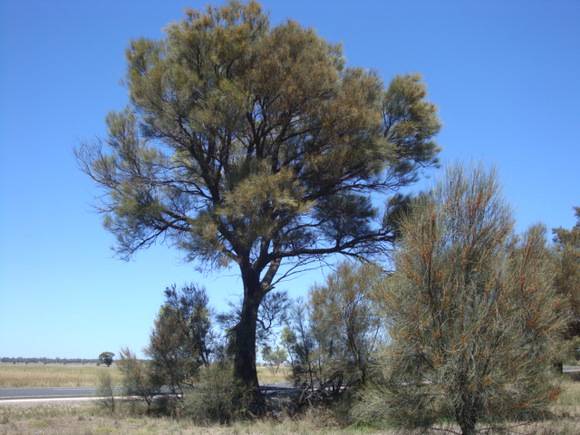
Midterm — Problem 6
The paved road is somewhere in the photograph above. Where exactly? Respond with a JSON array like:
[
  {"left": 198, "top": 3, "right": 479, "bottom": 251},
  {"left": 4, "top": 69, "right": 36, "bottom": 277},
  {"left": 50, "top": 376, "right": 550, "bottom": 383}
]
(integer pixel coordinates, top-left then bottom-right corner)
[
  {"left": 0, "top": 387, "right": 104, "bottom": 400},
  {"left": 0, "top": 384, "right": 296, "bottom": 403}
]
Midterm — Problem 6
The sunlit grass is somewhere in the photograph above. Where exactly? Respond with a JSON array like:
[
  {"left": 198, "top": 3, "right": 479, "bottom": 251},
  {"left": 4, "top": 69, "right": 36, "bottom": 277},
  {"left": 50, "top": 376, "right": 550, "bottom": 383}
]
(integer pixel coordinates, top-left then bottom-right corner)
[
  {"left": 0, "top": 363, "right": 289, "bottom": 389},
  {"left": 0, "top": 363, "right": 122, "bottom": 388},
  {"left": 0, "top": 402, "right": 363, "bottom": 434},
  {"left": 257, "top": 365, "right": 291, "bottom": 385}
]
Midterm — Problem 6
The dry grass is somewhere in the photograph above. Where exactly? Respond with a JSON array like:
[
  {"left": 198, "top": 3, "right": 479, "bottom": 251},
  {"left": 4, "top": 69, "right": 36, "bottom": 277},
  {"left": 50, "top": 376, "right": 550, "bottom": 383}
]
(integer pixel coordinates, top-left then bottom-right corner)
[
  {"left": 0, "top": 363, "right": 286, "bottom": 389},
  {"left": 257, "top": 365, "right": 291, "bottom": 385},
  {"left": 1, "top": 400, "right": 580, "bottom": 435},
  {"left": 553, "top": 379, "right": 580, "bottom": 420},
  {"left": 0, "top": 402, "right": 366, "bottom": 434},
  {"left": 0, "top": 363, "right": 122, "bottom": 388},
  {"left": 1, "top": 395, "right": 580, "bottom": 435},
  {"left": 1, "top": 371, "right": 579, "bottom": 434}
]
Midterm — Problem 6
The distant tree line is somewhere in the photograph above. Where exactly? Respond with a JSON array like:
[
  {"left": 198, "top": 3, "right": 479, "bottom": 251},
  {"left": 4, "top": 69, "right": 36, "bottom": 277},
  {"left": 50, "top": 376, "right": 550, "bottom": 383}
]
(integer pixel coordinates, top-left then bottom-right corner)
[{"left": 0, "top": 357, "right": 101, "bottom": 365}]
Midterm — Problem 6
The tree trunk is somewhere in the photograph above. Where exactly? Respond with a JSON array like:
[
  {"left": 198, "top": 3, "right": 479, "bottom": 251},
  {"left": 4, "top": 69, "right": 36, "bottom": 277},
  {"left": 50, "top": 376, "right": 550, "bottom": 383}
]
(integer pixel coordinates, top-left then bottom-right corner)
[
  {"left": 233, "top": 264, "right": 264, "bottom": 409},
  {"left": 457, "top": 416, "right": 476, "bottom": 435},
  {"left": 455, "top": 400, "right": 478, "bottom": 435}
]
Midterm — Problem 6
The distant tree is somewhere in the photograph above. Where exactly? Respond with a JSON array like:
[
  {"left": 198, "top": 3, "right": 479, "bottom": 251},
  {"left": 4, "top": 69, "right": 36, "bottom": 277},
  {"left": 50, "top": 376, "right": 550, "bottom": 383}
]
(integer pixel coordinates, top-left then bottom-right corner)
[
  {"left": 77, "top": 0, "right": 440, "bottom": 400},
  {"left": 98, "top": 352, "right": 115, "bottom": 367},
  {"left": 369, "top": 166, "right": 566, "bottom": 435},
  {"left": 146, "top": 284, "right": 213, "bottom": 394}
]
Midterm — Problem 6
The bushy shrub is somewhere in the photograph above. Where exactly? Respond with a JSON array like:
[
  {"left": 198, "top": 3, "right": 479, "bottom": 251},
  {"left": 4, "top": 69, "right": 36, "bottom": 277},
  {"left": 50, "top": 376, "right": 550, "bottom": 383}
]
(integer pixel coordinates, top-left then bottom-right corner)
[
  {"left": 117, "top": 348, "right": 160, "bottom": 413},
  {"left": 147, "top": 284, "right": 214, "bottom": 395},
  {"left": 358, "top": 166, "right": 567, "bottom": 434},
  {"left": 183, "top": 363, "right": 253, "bottom": 424},
  {"left": 282, "top": 263, "right": 383, "bottom": 406},
  {"left": 96, "top": 371, "right": 116, "bottom": 413}
]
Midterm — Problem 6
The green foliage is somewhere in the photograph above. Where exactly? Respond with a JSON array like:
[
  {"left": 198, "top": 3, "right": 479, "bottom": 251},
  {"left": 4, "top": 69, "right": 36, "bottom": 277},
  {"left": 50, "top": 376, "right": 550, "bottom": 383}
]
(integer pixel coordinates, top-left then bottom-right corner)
[
  {"left": 78, "top": 0, "right": 441, "bottom": 267},
  {"left": 309, "top": 262, "right": 383, "bottom": 386},
  {"left": 361, "top": 165, "right": 567, "bottom": 434},
  {"left": 183, "top": 363, "right": 252, "bottom": 424},
  {"left": 146, "top": 284, "right": 213, "bottom": 394},
  {"left": 117, "top": 348, "right": 159, "bottom": 412},
  {"left": 282, "top": 263, "right": 383, "bottom": 402},
  {"left": 281, "top": 301, "right": 316, "bottom": 388},
  {"left": 98, "top": 352, "right": 114, "bottom": 367}
]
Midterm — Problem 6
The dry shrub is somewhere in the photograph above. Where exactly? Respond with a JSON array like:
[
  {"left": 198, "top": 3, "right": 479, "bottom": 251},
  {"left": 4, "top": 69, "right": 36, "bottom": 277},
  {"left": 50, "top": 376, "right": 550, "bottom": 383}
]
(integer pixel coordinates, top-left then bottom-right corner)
[
  {"left": 96, "top": 371, "right": 115, "bottom": 414},
  {"left": 358, "top": 165, "right": 567, "bottom": 435},
  {"left": 183, "top": 363, "right": 252, "bottom": 424}
]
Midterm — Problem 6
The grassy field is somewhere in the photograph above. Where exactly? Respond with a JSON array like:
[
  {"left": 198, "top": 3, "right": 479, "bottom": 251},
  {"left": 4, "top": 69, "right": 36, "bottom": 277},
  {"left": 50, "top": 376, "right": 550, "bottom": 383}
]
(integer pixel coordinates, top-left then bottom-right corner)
[
  {"left": 0, "top": 363, "right": 123, "bottom": 388},
  {"left": 257, "top": 366, "right": 291, "bottom": 385},
  {"left": 0, "top": 363, "right": 289, "bottom": 388}
]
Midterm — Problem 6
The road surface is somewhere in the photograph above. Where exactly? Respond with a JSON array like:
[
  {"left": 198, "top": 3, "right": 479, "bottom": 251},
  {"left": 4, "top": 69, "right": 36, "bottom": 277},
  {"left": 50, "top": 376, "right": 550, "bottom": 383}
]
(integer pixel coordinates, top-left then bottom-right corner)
[
  {"left": 0, "top": 387, "right": 104, "bottom": 400},
  {"left": 0, "top": 384, "right": 296, "bottom": 404}
]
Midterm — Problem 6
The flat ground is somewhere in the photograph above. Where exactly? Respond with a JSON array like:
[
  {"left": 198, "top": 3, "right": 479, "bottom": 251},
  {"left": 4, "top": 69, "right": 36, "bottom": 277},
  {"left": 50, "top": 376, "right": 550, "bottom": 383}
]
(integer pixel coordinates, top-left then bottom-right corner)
[
  {"left": 1, "top": 364, "right": 578, "bottom": 434},
  {"left": 0, "top": 364, "right": 123, "bottom": 388},
  {"left": 0, "top": 382, "right": 578, "bottom": 434},
  {"left": 0, "top": 364, "right": 289, "bottom": 388}
]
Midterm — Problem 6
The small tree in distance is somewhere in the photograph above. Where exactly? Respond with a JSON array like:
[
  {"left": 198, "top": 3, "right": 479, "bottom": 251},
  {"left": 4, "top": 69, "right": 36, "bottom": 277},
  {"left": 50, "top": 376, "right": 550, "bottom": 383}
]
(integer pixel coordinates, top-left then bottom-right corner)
[
  {"left": 98, "top": 352, "right": 115, "bottom": 367},
  {"left": 364, "top": 166, "right": 566, "bottom": 435}
]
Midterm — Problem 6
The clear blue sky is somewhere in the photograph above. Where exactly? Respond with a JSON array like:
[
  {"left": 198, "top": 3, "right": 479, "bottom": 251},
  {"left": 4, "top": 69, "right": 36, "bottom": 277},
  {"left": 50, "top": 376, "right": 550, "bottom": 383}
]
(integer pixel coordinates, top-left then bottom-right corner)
[{"left": 1, "top": 0, "right": 578, "bottom": 359}]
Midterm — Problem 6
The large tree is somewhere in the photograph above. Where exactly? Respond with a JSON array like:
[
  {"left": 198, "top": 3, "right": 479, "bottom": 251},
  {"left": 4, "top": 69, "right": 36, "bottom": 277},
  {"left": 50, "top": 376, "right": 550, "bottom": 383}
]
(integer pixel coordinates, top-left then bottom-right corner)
[{"left": 77, "top": 0, "right": 440, "bottom": 396}]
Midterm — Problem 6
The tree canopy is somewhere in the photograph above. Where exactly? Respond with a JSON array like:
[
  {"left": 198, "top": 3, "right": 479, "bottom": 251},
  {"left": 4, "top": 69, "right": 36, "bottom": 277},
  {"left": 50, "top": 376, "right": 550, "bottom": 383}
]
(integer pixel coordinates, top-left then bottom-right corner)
[{"left": 98, "top": 351, "right": 115, "bottom": 367}]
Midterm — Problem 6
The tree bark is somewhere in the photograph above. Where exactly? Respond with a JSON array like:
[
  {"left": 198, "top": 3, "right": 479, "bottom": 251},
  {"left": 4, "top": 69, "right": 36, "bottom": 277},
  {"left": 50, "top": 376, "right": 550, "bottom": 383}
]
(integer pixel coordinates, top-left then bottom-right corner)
[
  {"left": 233, "top": 264, "right": 264, "bottom": 408},
  {"left": 455, "top": 399, "right": 478, "bottom": 435}
]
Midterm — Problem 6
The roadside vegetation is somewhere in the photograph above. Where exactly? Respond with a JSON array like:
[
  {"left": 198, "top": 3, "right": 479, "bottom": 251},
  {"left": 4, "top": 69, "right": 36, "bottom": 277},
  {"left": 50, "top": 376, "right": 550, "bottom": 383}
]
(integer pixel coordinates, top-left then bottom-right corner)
[
  {"left": 1, "top": 1, "right": 574, "bottom": 434},
  {"left": 1, "top": 381, "right": 579, "bottom": 435}
]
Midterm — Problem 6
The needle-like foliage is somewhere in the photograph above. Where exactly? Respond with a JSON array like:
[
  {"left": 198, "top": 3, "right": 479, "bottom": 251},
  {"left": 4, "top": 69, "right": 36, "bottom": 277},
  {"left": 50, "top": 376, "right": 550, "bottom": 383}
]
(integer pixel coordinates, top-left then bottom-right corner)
[
  {"left": 366, "top": 165, "right": 566, "bottom": 434},
  {"left": 146, "top": 284, "right": 213, "bottom": 395}
]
